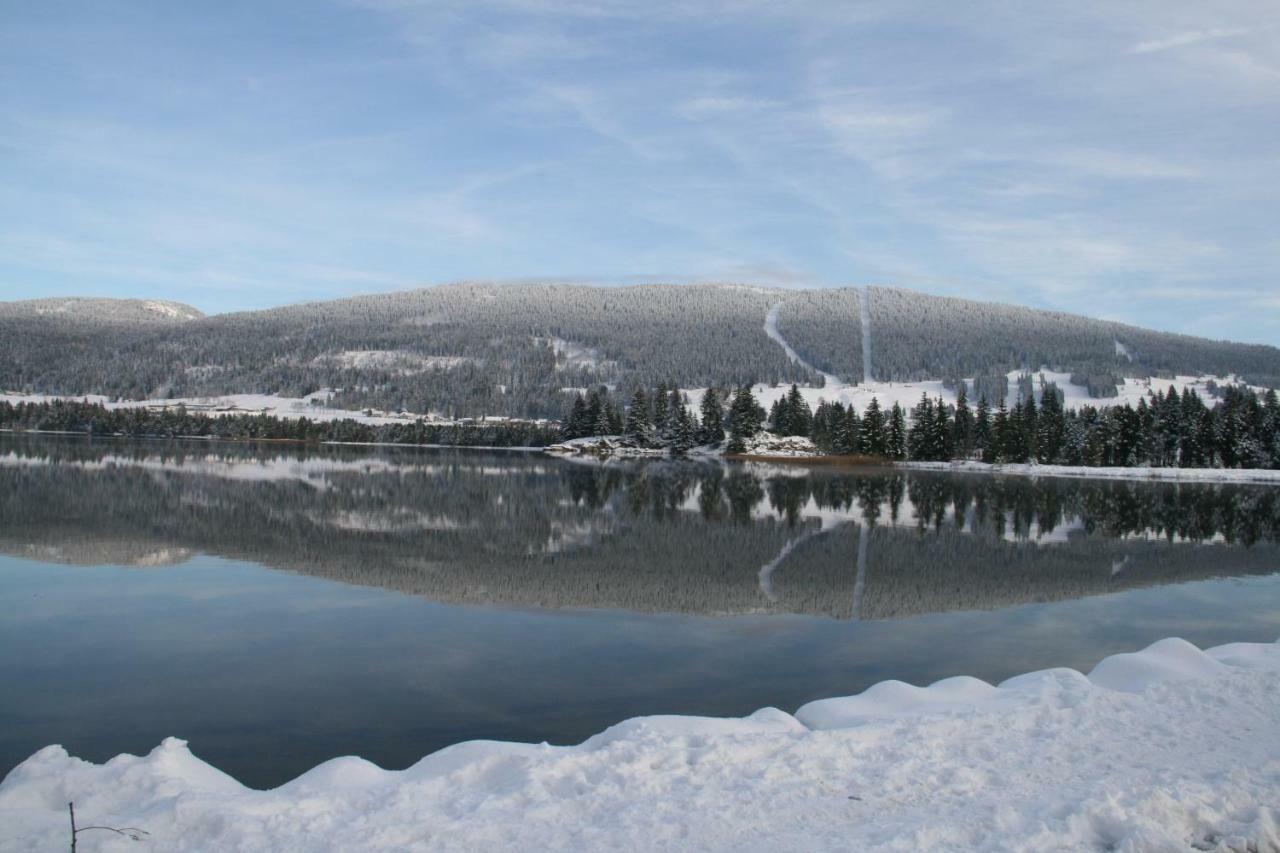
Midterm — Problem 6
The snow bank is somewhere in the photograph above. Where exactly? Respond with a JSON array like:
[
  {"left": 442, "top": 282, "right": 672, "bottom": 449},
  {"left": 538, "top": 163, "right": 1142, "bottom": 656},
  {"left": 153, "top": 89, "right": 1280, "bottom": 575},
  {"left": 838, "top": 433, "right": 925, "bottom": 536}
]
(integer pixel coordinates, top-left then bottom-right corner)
[
  {"left": 903, "top": 459, "right": 1280, "bottom": 485},
  {"left": 736, "top": 433, "right": 819, "bottom": 457},
  {"left": 544, "top": 436, "right": 668, "bottom": 457},
  {"left": 3, "top": 638, "right": 1279, "bottom": 852}
]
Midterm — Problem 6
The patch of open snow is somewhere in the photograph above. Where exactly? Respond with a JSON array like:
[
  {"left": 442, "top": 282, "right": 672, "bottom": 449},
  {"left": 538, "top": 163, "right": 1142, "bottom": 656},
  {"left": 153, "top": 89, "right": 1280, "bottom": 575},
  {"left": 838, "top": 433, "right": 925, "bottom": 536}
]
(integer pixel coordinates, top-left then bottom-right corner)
[
  {"left": 313, "top": 351, "right": 473, "bottom": 372},
  {"left": 738, "top": 433, "right": 818, "bottom": 457},
  {"left": 0, "top": 391, "right": 432, "bottom": 426},
  {"left": 142, "top": 300, "right": 200, "bottom": 321},
  {"left": 675, "top": 369, "right": 1270, "bottom": 453},
  {"left": 539, "top": 336, "right": 614, "bottom": 373},
  {"left": 2, "top": 637, "right": 1278, "bottom": 852}
]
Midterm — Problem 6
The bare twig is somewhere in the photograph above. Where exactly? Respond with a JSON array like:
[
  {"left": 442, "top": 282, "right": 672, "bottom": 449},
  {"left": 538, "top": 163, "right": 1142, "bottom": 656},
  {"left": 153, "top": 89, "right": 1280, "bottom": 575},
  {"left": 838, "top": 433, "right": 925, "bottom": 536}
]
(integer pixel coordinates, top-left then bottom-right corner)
[{"left": 69, "top": 801, "right": 150, "bottom": 851}]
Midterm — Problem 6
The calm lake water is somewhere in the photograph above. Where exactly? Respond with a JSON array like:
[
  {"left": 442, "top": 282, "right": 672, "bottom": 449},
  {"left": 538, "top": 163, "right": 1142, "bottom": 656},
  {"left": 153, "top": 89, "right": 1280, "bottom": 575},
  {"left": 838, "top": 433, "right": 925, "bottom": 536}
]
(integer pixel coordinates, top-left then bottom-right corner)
[{"left": 2, "top": 434, "right": 1278, "bottom": 788}]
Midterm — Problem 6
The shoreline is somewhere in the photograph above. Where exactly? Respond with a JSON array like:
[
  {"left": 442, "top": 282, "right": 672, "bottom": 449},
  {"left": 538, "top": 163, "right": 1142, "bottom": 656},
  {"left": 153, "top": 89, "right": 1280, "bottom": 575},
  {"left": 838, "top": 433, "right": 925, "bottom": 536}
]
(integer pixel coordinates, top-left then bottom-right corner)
[
  {"left": 2, "top": 636, "right": 1277, "bottom": 851},
  {"left": 0, "top": 428, "right": 547, "bottom": 452},
  {"left": 5, "top": 430, "right": 1280, "bottom": 483},
  {"left": 899, "top": 459, "right": 1280, "bottom": 485}
]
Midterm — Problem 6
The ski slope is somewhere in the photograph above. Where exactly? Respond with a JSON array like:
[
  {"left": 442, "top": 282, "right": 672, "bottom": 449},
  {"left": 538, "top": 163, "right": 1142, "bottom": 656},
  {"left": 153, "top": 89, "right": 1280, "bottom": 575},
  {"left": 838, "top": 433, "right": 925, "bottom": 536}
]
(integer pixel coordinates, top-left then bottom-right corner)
[{"left": 735, "top": 302, "right": 1267, "bottom": 419}]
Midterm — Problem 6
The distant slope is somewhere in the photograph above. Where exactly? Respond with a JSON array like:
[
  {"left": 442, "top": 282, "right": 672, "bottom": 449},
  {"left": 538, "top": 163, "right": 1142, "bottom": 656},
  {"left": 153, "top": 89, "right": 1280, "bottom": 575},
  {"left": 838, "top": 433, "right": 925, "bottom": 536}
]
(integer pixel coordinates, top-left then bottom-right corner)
[
  {"left": 0, "top": 298, "right": 204, "bottom": 399},
  {"left": 865, "top": 287, "right": 1280, "bottom": 387},
  {"left": 0, "top": 297, "right": 203, "bottom": 324},
  {"left": 1, "top": 283, "right": 1276, "bottom": 416}
]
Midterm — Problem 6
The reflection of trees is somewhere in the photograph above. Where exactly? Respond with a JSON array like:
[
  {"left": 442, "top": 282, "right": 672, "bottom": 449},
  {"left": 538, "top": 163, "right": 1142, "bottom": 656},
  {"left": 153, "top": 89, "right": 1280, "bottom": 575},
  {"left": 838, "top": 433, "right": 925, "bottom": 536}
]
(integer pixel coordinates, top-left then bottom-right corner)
[{"left": 2, "top": 436, "right": 1278, "bottom": 620}]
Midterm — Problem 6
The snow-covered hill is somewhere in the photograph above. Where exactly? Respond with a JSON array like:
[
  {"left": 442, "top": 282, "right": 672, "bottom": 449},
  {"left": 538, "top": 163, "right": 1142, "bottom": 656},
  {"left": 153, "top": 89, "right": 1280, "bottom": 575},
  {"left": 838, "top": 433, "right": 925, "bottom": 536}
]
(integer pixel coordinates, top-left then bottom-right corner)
[
  {"left": 0, "top": 297, "right": 202, "bottom": 324},
  {"left": 1, "top": 283, "right": 1275, "bottom": 417}
]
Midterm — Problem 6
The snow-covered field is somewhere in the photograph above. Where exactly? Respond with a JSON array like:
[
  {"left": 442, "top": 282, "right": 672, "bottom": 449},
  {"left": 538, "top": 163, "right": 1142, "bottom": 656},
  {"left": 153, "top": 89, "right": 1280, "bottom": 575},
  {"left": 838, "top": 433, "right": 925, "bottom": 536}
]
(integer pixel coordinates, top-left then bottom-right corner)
[
  {"left": 2, "top": 637, "right": 1277, "bottom": 852},
  {"left": 683, "top": 369, "right": 1263, "bottom": 425},
  {"left": 701, "top": 302, "right": 1271, "bottom": 420},
  {"left": 0, "top": 391, "right": 429, "bottom": 426}
]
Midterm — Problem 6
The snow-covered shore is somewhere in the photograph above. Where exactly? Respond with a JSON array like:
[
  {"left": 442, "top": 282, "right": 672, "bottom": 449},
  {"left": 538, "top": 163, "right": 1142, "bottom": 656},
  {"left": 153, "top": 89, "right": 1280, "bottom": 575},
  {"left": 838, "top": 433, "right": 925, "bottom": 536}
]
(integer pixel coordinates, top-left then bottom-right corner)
[
  {"left": 902, "top": 459, "right": 1280, "bottom": 485},
  {"left": 3, "top": 637, "right": 1278, "bottom": 852}
]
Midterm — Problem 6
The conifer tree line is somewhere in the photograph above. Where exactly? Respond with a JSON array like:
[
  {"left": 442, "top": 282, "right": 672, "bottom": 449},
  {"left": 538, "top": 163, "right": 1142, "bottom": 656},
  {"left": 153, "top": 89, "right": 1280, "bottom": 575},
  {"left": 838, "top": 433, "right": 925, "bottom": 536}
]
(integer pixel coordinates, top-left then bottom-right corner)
[
  {"left": 560, "top": 379, "right": 1280, "bottom": 469},
  {"left": 559, "top": 382, "right": 745, "bottom": 453},
  {"left": 6, "top": 382, "right": 1279, "bottom": 469},
  {"left": 0, "top": 400, "right": 561, "bottom": 447}
]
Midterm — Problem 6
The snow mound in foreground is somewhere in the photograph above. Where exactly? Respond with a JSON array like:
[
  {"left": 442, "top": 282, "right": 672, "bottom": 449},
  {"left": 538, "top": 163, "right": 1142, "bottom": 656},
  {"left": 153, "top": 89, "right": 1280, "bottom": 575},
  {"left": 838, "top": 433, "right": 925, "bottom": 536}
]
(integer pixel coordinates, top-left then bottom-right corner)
[{"left": 2, "top": 638, "right": 1279, "bottom": 852}]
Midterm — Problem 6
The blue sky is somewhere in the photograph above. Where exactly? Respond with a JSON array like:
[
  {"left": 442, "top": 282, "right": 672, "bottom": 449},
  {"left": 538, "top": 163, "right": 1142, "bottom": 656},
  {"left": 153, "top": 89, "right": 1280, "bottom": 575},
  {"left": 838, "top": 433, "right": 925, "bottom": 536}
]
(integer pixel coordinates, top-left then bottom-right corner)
[{"left": 2, "top": 1, "right": 1277, "bottom": 343}]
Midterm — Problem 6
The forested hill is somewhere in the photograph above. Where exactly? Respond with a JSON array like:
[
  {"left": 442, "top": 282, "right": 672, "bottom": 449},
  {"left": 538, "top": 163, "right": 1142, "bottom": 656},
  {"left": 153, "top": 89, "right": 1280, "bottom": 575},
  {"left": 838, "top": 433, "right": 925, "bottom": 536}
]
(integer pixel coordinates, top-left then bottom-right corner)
[
  {"left": 2, "top": 283, "right": 1277, "bottom": 418},
  {"left": 0, "top": 297, "right": 203, "bottom": 324}
]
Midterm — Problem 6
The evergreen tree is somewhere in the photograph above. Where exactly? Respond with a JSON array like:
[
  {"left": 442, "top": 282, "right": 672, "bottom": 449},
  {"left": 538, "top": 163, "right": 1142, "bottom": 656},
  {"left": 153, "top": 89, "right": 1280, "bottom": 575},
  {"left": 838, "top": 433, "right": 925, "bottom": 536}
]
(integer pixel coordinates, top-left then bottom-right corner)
[
  {"left": 726, "top": 385, "right": 763, "bottom": 452},
  {"left": 1180, "top": 389, "right": 1209, "bottom": 467},
  {"left": 809, "top": 400, "right": 835, "bottom": 451},
  {"left": 672, "top": 397, "right": 697, "bottom": 454},
  {"left": 974, "top": 397, "right": 992, "bottom": 462},
  {"left": 606, "top": 400, "right": 624, "bottom": 435},
  {"left": 624, "top": 388, "right": 652, "bottom": 441},
  {"left": 862, "top": 397, "right": 887, "bottom": 456},
  {"left": 1265, "top": 389, "right": 1280, "bottom": 468},
  {"left": 592, "top": 395, "right": 614, "bottom": 437},
  {"left": 838, "top": 406, "right": 861, "bottom": 455},
  {"left": 563, "top": 393, "right": 590, "bottom": 439},
  {"left": 785, "top": 384, "right": 811, "bottom": 436},
  {"left": 952, "top": 386, "right": 974, "bottom": 459},
  {"left": 769, "top": 397, "right": 787, "bottom": 435},
  {"left": 585, "top": 388, "right": 605, "bottom": 436},
  {"left": 888, "top": 402, "right": 907, "bottom": 460},
  {"left": 699, "top": 388, "right": 725, "bottom": 445},
  {"left": 932, "top": 396, "right": 953, "bottom": 461},
  {"left": 990, "top": 400, "right": 1009, "bottom": 463},
  {"left": 652, "top": 381, "right": 670, "bottom": 434},
  {"left": 907, "top": 393, "right": 934, "bottom": 460},
  {"left": 1035, "top": 383, "right": 1064, "bottom": 464},
  {"left": 1022, "top": 394, "right": 1039, "bottom": 463}
]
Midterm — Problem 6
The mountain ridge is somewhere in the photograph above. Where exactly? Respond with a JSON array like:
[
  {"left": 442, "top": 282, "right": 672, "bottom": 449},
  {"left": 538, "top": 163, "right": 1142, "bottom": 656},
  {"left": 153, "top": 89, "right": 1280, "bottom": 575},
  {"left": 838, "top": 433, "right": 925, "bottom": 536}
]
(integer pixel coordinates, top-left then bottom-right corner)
[{"left": 2, "top": 283, "right": 1276, "bottom": 416}]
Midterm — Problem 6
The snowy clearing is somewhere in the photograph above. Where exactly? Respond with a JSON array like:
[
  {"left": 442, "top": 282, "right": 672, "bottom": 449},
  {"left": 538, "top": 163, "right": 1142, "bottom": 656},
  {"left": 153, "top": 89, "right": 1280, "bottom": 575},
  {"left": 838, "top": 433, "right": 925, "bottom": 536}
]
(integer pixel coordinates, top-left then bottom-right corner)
[
  {"left": 2, "top": 637, "right": 1278, "bottom": 852},
  {"left": 678, "top": 370, "right": 1266, "bottom": 423},
  {"left": 311, "top": 350, "right": 475, "bottom": 373},
  {"left": 744, "top": 305, "right": 1268, "bottom": 418},
  {"left": 0, "top": 391, "right": 432, "bottom": 426}
]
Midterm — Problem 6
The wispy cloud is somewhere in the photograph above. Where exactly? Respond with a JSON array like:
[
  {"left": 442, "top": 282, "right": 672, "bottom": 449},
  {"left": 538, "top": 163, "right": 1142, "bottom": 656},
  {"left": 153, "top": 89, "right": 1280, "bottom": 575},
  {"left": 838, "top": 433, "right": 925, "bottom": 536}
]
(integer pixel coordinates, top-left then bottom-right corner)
[{"left": 1131, "top": 26, "right": 1255, "bottom": 55}]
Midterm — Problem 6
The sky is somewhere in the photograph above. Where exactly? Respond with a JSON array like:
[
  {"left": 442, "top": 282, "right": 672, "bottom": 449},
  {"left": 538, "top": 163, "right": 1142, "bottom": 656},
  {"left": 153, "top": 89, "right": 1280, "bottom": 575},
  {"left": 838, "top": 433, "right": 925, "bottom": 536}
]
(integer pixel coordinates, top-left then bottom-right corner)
[{"left": 1, "top": 1, "right": 1277, "bottom": 343}]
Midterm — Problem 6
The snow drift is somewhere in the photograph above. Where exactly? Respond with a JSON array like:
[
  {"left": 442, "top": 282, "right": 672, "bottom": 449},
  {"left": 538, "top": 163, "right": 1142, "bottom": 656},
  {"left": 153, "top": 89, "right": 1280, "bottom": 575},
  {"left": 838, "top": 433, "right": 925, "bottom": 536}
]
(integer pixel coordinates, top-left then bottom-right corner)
[{"left": 2, "top": 637, "right": 1278, "bottom": 852}]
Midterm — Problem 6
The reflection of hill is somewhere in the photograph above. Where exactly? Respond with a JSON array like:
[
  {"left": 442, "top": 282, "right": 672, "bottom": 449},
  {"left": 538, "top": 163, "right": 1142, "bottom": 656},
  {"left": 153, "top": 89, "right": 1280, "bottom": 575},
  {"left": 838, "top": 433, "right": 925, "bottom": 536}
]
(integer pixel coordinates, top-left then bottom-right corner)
[
  {"left": 4, "top": 541, "right": 194, "bottom": 567},
  {"left": 1, "top": 436, "right": 1277, "bottom": 620}
]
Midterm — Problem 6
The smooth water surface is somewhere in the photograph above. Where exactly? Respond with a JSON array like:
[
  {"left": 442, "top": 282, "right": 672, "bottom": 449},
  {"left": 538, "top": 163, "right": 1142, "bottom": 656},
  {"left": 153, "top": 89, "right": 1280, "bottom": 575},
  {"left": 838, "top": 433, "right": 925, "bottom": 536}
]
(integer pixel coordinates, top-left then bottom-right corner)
[{"left": 2, "top": 435, "right": 1278, "bottom": 788}]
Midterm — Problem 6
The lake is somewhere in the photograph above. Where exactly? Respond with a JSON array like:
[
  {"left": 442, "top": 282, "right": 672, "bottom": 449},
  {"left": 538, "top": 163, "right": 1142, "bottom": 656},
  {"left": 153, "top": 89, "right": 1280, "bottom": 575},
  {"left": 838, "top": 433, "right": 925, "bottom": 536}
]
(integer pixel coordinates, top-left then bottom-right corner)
[{"left": 1, "top": 434, "right": 1278, "bottom": 789}]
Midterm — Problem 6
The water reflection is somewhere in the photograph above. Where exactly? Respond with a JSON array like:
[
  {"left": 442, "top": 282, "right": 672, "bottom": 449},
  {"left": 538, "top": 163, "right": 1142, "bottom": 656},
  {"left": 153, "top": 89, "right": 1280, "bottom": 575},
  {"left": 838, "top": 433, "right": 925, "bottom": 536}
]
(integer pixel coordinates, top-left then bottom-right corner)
[
  {"left": 3, "top": 434, "right": 1279, "bottom": 789},
  {"left": 2, "top": 435, "right": 1277, "bottom": 620}
]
